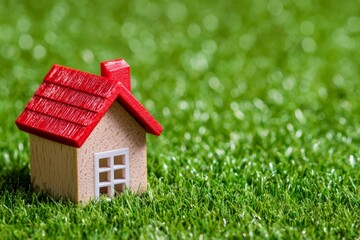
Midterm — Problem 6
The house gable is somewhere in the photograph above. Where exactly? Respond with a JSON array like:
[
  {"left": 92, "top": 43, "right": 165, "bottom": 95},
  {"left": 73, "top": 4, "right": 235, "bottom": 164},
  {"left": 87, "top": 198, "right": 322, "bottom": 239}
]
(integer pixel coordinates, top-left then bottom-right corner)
[{"left": 76, "top": 101, "right": 146, "bottom": 202}]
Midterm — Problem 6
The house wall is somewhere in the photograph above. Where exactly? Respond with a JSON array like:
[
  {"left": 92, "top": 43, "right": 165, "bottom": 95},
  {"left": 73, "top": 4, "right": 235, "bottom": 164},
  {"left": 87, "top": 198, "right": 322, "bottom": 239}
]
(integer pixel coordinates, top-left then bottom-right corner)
[
  {"left": 29, "top": 134, "right": 77, "bottom": 201},
  {"left": 77, "top": 101, "right": 146, "bottom": 202}
]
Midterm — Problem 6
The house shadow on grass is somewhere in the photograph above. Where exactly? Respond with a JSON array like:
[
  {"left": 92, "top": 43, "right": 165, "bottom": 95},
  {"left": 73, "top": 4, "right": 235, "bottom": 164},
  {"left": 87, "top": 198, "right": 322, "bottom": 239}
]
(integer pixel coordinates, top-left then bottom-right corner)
[
  {"left": 0, "top": 165, "right": 74, "bottom": 205},
  {"left": 0, "top": 165, "right": 31, "bottom": 192}
]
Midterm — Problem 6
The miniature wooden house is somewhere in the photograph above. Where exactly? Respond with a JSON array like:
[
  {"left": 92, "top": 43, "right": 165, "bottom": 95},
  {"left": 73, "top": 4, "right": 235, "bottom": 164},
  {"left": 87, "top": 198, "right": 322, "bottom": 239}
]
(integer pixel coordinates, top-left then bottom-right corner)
[{"left": 15, "top": 59, "right": 163, "bottom": 203}]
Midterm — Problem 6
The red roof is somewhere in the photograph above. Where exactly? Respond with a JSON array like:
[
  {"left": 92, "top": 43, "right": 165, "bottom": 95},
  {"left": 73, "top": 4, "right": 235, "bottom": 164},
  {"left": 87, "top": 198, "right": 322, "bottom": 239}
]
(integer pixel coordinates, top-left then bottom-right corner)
[{"left": 16, "top": 61, "right": 163, "bottom": 148}]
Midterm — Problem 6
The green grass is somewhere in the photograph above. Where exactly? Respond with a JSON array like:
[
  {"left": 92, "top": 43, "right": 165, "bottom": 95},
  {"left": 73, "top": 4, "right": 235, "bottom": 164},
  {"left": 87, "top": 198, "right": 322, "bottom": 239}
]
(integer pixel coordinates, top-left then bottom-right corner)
[{"left": 1, "top": 0, "right": 360, "bottom": 238}]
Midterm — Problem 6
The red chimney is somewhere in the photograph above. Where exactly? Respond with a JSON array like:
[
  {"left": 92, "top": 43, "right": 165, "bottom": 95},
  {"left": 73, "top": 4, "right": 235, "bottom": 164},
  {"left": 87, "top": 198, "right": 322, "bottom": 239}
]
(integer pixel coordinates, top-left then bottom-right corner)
[{"left": 100, "top": 58, "right": 131, "bottom": 91}]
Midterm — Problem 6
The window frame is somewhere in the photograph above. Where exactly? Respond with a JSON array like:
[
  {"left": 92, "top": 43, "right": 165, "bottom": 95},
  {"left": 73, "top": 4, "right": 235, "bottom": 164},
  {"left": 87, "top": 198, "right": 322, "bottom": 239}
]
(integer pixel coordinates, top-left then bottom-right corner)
[{"left": 94, "top": 148, "right": 130, "bottom": 198}]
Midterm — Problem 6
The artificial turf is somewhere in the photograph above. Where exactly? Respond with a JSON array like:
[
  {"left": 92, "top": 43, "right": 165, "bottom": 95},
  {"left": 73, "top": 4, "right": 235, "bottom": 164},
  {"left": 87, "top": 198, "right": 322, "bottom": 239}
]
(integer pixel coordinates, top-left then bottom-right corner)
[{"left": 1, "top": 0, "right": 360, "bottom": 239}]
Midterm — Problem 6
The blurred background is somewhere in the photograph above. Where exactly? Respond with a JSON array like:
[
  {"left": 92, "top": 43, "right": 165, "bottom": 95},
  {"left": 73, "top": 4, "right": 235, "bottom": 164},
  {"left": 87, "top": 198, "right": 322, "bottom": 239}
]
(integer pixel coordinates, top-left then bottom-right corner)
[
  {"left": 1, "top": 1, "right": 360, "bottom": 237},
  {"left": 1, "top": 0, "right": 360, "bottom": 180}
]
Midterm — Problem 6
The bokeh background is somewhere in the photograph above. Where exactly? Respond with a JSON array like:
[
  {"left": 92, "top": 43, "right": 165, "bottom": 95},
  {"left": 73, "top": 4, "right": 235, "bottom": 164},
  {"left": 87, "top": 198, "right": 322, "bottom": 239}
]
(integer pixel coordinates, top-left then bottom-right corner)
[{"left": 1, "top": 0, "right": 360, "bottom": 238}]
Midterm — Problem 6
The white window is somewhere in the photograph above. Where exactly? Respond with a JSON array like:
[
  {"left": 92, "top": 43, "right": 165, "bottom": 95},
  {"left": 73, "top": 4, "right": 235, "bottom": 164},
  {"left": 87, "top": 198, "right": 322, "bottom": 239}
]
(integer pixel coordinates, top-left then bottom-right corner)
[{"left": 94, "top": 148, "right": 129, "bottom": 198}]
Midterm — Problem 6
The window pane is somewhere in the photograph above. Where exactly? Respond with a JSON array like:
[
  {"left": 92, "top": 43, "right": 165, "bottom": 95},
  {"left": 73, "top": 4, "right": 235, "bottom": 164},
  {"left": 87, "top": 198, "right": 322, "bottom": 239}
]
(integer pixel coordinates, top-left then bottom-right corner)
[
  {"left": 99, "top": 172, "right": 109, "bottom": 182},
  {"left": 114, "top": 155, "right": 125, "bottom": 165},
  {"left": 99, "top": 158, "right": 110, "bottom": 168},
  {"left": 100, "top": 186, "right": 108, "bottom": 195},
  {"left": 114, "top": 184, "right": 125, "bottom": 194},
  {"left": 114, "top": 169, "right": 125, "bottom": 180}
]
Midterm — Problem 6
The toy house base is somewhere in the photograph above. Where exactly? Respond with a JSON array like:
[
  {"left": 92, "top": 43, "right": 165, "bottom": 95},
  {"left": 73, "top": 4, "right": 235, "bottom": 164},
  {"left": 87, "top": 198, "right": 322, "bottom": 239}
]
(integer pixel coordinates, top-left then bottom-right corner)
[{"left": 30, "top": 101, "right": 147, "bottom": 203}]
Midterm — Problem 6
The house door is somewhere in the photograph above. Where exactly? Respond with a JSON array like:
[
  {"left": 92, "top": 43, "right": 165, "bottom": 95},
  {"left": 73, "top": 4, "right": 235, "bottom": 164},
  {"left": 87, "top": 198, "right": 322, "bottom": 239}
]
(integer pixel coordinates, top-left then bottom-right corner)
[{"left": 94, "top": 148, "right": 129, "bottom": 198}]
